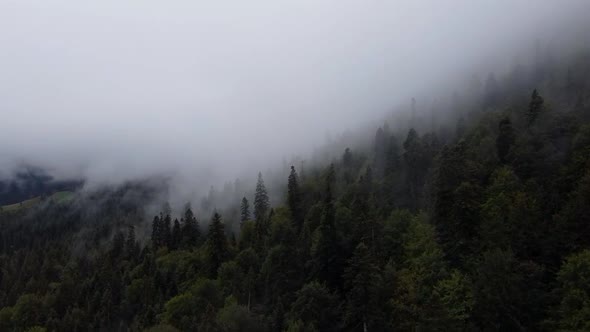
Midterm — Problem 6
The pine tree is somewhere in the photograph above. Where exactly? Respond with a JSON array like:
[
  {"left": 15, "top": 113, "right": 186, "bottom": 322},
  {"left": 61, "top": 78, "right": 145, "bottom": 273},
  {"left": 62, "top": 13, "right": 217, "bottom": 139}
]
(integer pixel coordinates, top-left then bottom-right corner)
[
  {"left": 403, "top": 128, "right": 426, "bottom": 207},
  {"left": 182, "top": 205, "right": 200, "bottom": 247},
  {"left": 163, "top": 214, "right": 172, "bottom": 248},
  {"left": 207, "top": 212, "right": 228, "bottom": 277},
  {"left": 312, "top": 164, "right": 343, "bottom": 289},
  {"left": 240, "top": 197, "right": 251, "bottom": 225},
  {"left": 151, "top": 215, "right": 161, "bottom": 248},
  {"left": 287, "top": 166, "right": 303, "bottom": 233},
  {"left": 254, "top": 172, "right": 269, "bottom": 221}
]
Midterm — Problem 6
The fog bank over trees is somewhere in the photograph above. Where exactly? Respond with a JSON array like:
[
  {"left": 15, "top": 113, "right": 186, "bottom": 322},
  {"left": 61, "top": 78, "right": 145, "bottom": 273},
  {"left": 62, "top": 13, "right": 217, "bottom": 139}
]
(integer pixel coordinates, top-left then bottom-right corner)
[{"left": 0, "top": 0, "right": 588, "bottom": 204}]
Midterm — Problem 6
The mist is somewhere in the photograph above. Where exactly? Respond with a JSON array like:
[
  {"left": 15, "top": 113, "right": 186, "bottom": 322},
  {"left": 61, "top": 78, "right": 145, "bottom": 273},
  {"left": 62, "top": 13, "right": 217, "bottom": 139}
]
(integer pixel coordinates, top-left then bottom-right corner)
[{"left": 1, "top": 0, "right": 589, "bottom": 204}]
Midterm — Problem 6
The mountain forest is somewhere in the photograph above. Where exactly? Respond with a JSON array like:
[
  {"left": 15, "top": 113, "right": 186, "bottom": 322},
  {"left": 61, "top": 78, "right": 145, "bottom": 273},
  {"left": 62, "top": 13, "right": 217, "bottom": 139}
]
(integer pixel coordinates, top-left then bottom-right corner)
[{"left": 1, "top": 47, "right": 590, "bottom": 332}]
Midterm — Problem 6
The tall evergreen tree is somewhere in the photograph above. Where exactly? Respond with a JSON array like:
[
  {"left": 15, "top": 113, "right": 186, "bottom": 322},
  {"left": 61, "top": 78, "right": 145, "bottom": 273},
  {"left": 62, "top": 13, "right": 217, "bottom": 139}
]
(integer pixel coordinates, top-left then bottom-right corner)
[
  {"left": 254, "top": 172, "right": 270, "bottom": 221},
  {"left": 207, "top": 212, "right": 228, "bottom": 277},
  {"left": 312, "top": 164, "right": 343, "bottom": 289},
  {"left": 163, "top": 214, "right": 172, "bottom": 248},
  {"left": 182, "top": 206, "right": 199, "bottom": 247},
  {"left": 240, "top": 197, "right": 251, "bottom": 225},
  {"left": 287, "top": 166, "right": 303, "bottom": 233},
  {"left": 151, "top": 215, "right": 161, "bottom": 248},
  {"left": 125, "top": 225, "right": 139, "bottom": 260},
  {"left": 403, "top": 128, "right": 426, "bottom": 207}
]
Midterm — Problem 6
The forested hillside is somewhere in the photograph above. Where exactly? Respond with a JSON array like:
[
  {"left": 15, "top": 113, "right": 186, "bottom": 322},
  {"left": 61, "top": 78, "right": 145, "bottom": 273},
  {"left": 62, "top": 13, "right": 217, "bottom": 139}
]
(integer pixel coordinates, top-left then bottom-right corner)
[{"left": 1, "top": 49, "right": 590, "bottom": 331}]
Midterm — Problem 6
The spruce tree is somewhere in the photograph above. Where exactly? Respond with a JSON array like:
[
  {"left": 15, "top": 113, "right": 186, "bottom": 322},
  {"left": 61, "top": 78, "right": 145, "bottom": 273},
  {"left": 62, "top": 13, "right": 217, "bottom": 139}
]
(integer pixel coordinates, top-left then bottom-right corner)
[
  {"left": 287, "top": 166, "right": 303, "bottom": 233},
  {"left": 207, "top": 212, "right": 228, "bottom": 277},
  {"left": 403, "top": 128, "right": 425, "bottom": 207},
  {"left": 254, "top": 172, "right": 269, "bottom": 221},
  {"left": 182, "top": 205, "right": 199, "bottom": 247},
  {"left": 240, "top": 197, "right": 251, "bottom": 225},
  {"left": 163, "top": 214, "right": 172, "bottom": 248},
  {"left": 151, "top": 215, "right": 161, "bottom": 248},
  {"left": 312, "top": 164, "right": 343, "bottom": 289}
]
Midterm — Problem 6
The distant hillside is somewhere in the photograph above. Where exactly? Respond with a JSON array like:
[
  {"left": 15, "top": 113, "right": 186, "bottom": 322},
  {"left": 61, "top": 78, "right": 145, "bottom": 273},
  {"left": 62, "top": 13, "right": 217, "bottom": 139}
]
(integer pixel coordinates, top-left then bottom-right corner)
[
  {"left": 0, "top": 166, "right": 81, "bottom": 205},
  {"left": 0, "top": 191, "right": 75, "bottom": 212}
]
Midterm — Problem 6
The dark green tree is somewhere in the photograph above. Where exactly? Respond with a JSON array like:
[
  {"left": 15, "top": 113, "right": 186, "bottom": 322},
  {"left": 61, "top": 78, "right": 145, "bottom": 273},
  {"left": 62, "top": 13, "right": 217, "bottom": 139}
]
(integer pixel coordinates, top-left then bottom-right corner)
[
  {"left": 254, "top": 172, "right": 269, "bottom": 222},
  {"left": 312, "top": 164, "right": 343, "bottom": 289},
  {"left": 207, "top": 212, "right": 228, "bottom": 277},
  {"left": 151, "top": 215, "right": 161, "bottom": 248},
  {"left": 182, "top": 206, "right": 200, "bottom": 247},
  {"left": 403, "top": 128, "right": 427, "bottom": 207},
  {"left": 163, "top": 214, "right": 172, "bottom": 248},
  {"left": 287, "top": 166, "right": 303, "bottom": 233},
  {"left": 240, "top": 197, "right": 251, "bottom": 225}
]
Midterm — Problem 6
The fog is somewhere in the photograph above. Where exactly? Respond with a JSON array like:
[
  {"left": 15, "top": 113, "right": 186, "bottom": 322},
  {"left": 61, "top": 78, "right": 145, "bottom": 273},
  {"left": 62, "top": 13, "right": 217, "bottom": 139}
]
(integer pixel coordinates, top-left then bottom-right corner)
[{"left": 1, "top": 0, "right": 589, "bottom": 203}]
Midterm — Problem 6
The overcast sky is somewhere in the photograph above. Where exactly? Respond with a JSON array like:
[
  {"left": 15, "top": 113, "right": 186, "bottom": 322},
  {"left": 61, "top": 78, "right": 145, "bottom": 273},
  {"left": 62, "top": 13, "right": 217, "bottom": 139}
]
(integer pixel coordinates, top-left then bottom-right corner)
[{"left": 1, "top": 0, "right": 588, "bottom": 198}]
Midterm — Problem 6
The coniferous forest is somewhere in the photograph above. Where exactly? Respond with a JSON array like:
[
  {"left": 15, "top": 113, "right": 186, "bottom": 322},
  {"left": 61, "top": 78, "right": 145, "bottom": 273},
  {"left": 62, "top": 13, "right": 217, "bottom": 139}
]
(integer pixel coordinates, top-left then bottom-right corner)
[{"left": 2, "top": 32, "right": 590, "bottom": 332}]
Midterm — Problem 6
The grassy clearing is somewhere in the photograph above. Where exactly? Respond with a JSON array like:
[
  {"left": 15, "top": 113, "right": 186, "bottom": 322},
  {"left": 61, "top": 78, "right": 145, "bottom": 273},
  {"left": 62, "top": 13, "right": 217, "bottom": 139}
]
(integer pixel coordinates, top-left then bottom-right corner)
[{"left": 0, "top": 191, "right": 74, "bottom": 212}]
